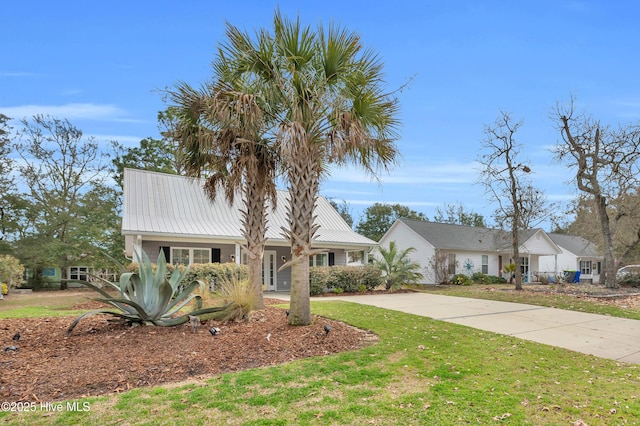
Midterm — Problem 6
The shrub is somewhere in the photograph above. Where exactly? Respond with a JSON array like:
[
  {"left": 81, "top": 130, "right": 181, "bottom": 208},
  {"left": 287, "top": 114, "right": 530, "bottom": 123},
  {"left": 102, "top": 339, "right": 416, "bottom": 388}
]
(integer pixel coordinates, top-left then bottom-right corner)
[
  {"left": 0, "top": 255, "right": 25, "bottom": 289},
  {"left": 183, "top": 262, "right": 248, "bottom": 291},
  {"left": 486, "top": 275, "right": 507, "bottom": 284},
  {"left": 619, "top": 273, "right": 640, "bottom": 288},
  {"left": 211, "top": 276, "right": 259, "bottom": 321},
  {"left": 537, "top": 275, "right": 550, "bottom": 285},
  {"left": 309, "top": 265, "right": 383, "bottom": 294},
  {"left": 471, "top": 272, "right": 488, "bottom": 284},
  {"left": 309, "top": 267, "right": 330, "bottom": 295},
  {"left": 125, "top": 261, "right": 248, "bottom": 292},
  {"left": 451, "top": 273, "right": 471, "bottom": 286},
  {"left": 358, "top": 265, "right": 384, "bottom": 291}
]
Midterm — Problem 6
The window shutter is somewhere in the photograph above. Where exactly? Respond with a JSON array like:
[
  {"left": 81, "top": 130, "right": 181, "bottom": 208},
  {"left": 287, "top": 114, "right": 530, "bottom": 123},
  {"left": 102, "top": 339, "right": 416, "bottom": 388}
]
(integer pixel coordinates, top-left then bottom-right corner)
[
  {"left": 212, "top": 248, "right": 221, "bottom": 263},
  {"left": 160, "top": 246, "right": 171, "bottom": 262},
  {"left": 328, "top": 252, "right": 335, "bottom": 266}
]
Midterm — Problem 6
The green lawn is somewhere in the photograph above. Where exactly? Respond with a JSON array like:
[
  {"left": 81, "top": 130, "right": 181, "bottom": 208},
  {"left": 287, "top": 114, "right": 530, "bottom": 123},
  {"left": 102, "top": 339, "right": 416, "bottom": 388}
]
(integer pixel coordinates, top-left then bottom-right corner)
[
  {"left": 2, "top": 298, "right": 639, "bottom": 425},
  {"left": 0, "top": 291, "right": 95, "bottom": 318}
]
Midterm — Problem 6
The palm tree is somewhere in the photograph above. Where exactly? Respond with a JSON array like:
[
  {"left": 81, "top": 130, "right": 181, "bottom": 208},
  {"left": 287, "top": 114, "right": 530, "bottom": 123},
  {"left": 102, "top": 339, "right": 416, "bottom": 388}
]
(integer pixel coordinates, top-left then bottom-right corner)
[
  {"left": 220, "top": 11, "right": 400, "bottom": 325},
  {"left": 279, "top": 14, "right": 399, "bottom": 324},
  {"left": 180, "top": 11, "right": 398, "bottom": 325},
  {"left": 168, "top": 64, "right": 279, "bottom": 310},
  {"left": 374, "top": 241, "right": 424, "bottom": 290}
]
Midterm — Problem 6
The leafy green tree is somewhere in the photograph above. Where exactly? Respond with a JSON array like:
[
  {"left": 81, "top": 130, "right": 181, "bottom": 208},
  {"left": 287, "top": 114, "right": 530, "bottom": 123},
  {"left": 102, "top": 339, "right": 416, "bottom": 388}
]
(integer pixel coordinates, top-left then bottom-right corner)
[
  {"left": 0, "top": 114, "right": 16, "bottom": 251},
  {"left": 218, "top": 11, "right": 400, "bottom": 325},
  {"left": 111, "top": 137, "right": 180, "bottom": 189},
  {"left": 356, "top": 203, "right": 426, "bottom": 242},
  {"left": 13, "top": 115, "right": 117, "bottom": 289},
  {"left": 433, "top": 202, "right": 487, "bottom": 227},
  {"left": 374, "top": 241, "right": 424, "bottom": 290},
  {"left": 111, "top": 108, "right": 188, "bottom": 189},
  {"left": 328, "top": 198, "right": 354, "bottom": 228}
]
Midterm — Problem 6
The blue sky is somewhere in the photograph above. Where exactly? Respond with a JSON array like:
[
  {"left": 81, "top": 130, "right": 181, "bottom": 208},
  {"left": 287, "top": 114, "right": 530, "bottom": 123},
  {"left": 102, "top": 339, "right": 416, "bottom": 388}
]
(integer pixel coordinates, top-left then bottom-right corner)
[{"left": 2, "top": 1, "right": 640, "bottom": 229}]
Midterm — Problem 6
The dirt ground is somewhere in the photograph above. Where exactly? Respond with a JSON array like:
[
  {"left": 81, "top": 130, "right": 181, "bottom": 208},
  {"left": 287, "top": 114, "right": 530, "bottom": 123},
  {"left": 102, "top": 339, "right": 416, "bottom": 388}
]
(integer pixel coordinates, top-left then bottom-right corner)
[{"left": 0, "top": 298, "right": 377, "bottom": 403}]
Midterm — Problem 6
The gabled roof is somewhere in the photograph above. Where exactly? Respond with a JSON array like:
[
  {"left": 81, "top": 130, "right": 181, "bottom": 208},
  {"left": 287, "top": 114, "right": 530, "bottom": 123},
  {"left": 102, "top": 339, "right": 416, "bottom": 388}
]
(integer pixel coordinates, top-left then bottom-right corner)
[
  {"left": 394, "top": 218, "right": 558, "bottom": 254},
  {"left": 122, "top": 168, "right": 375, "bottom": 247},
  {"left": 547, "top": 233, "right": 602, "bottom": 258}
]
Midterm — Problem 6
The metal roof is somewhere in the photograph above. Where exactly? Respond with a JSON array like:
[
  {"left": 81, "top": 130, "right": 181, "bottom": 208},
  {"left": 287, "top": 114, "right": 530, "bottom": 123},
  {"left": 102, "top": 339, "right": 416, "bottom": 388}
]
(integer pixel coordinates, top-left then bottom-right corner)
[{"left": 122, "top": 168, "right": 375, "bottom": 247}]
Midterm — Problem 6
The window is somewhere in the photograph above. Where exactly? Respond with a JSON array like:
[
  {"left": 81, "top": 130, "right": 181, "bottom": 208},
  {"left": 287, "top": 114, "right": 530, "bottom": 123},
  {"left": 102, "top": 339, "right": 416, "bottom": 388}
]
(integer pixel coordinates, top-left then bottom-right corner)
[
  {"left": 520, "top": 257, "right": 529, "bottom": 275},
  {"left": 347, "top": 250, "right": 365, "bottom": 265},
  {"left": 309, "top": 253, "right": 328, "bottom": 267},
  {"left": 69, "top": 266, "right": 90, "bottom": 281},
  {"left": 171, "top": 247, "right": 212, "bottom": 265},
  {"left": 192, "top": 249, "right": 210, "bottom": 264},
  {"left": 580, "top": 260, "right": 592, "bottom": 275},
  {"left": 447, "top": 253, "right": 456, "bottom": 275},
  {"left": 481, "top": 255, "right": 489, "bottom": 274}
]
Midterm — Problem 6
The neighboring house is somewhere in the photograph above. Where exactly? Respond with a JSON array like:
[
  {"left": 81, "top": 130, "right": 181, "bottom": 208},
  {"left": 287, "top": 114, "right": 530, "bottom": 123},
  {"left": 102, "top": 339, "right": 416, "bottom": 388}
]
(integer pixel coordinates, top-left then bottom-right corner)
[
  {"left": 378, "top": 218, "right": 562, "bottom": 285},
  {"left": 121, "top": 168, "right": 376, "bottom": 291},
  {"left": 538, "top": 233, "right": 603, "bottom": 284}
]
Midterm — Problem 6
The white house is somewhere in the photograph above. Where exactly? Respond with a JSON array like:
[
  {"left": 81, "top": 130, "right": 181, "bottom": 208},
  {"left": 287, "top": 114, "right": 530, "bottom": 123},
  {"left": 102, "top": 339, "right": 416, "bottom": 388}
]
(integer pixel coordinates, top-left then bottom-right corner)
[
  {"left": 121, "top": 168, "right": 376, "bottom": 291},
  {"left": 538, "top": 233, "right": 603, "bottom": 284},
  {"left": 378, "top": 218, "right": 562, "bottom": 284}
]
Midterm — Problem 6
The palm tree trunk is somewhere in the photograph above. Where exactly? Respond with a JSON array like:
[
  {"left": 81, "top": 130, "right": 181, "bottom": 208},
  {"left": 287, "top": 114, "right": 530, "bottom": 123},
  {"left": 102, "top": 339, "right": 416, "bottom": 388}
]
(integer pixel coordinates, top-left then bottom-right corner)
[
  {"left": 241, "top": 182, "right": 267, "bottom": 310},
  {"left": 247, "top": 254, "right": 264, "bottom": 309},
  {"left": 289, "top": 258, "right": 311, "bottom": 325},
  {"left": 285, "top": 140, "right": 320, "bottom": 326}
]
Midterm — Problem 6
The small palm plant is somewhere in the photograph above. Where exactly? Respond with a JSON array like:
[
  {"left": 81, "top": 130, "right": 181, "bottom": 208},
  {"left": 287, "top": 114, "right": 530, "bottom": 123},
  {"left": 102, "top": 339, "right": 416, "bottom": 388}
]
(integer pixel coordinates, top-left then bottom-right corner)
[
  {"left": 374, "top": 241, "right": 424, "bottom": 291},
  {"left": 503, "top": 263, "right": 517, "bottom": 284},
  {"left": 67, "top": 248, "right": 229, "bottom": 334}
]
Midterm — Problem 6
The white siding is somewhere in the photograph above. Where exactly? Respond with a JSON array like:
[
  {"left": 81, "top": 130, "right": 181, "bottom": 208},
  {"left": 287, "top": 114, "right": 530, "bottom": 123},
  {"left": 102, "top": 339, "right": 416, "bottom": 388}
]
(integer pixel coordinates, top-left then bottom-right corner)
[
  {"left": 539, "top": 249, "right": 576, "bottom": 276},
  {"left": 448, "top": 251, "right": 501, "bottom": 277},
  {"left": 521, "top": 231, "right": 559, "bottom": 255},
  {"left": 379, "top": 221, "right": 436, "bottom": 284}
]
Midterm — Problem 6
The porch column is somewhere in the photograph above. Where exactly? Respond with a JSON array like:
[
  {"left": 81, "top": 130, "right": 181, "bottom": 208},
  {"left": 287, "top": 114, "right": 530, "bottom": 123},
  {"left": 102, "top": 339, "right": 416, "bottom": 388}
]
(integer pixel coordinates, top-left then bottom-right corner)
[
  {"left": 135, "top": 234, "right": 142, "bottom": 254},
  {"left": 234, "top": 243, "right": 241, "bottom": 264}
]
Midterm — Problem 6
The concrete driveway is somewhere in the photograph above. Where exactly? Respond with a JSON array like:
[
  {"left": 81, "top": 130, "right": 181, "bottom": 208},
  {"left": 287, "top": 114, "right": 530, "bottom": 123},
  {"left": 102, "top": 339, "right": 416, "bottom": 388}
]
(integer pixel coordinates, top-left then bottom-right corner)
[{"left": 273, "top": 292, "right": 640, "bottom": 364}]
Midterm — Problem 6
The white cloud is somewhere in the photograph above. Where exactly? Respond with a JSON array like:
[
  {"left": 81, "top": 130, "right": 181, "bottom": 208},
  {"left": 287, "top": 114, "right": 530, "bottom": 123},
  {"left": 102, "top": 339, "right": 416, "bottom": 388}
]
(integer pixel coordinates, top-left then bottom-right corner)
[{"left": 0, "top": 103, "right": 143, "bottom": 123}]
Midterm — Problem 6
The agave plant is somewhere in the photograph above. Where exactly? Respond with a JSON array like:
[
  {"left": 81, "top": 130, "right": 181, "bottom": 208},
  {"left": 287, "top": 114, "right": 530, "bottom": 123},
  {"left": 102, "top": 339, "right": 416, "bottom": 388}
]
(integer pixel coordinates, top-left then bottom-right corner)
[{"left": 67, "top": 248, "right": 229, "bottom": 334}]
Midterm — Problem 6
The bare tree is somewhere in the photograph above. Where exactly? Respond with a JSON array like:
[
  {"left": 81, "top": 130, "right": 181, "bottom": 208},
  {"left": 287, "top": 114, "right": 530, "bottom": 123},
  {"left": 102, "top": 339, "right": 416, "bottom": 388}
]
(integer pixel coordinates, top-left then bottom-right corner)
[
  {"left": 478, "top": 112, "right": 548, "bottom": 290},
  {"left": 552, "top": 99, "right": 640, "bottom": 287},
  {"left": 433, "top": 202, "right": 487, "bottom": 227},
  {"left": 427, "top": 251, "right": 456, "bottom": 284}
]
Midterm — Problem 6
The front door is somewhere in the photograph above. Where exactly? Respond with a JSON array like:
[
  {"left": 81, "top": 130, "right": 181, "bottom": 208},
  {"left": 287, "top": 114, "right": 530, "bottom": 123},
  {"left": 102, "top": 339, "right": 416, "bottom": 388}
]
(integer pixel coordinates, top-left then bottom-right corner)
[{"left": 263, "top": 250, "right": 277, "bottom": 291}]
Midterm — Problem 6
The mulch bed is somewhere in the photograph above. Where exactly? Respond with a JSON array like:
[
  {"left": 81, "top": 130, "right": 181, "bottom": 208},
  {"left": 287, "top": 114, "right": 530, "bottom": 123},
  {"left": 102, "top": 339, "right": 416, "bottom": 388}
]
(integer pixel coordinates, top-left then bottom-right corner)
[{"left": 0, "top": 299, "right": 377, "bottom": 403}]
